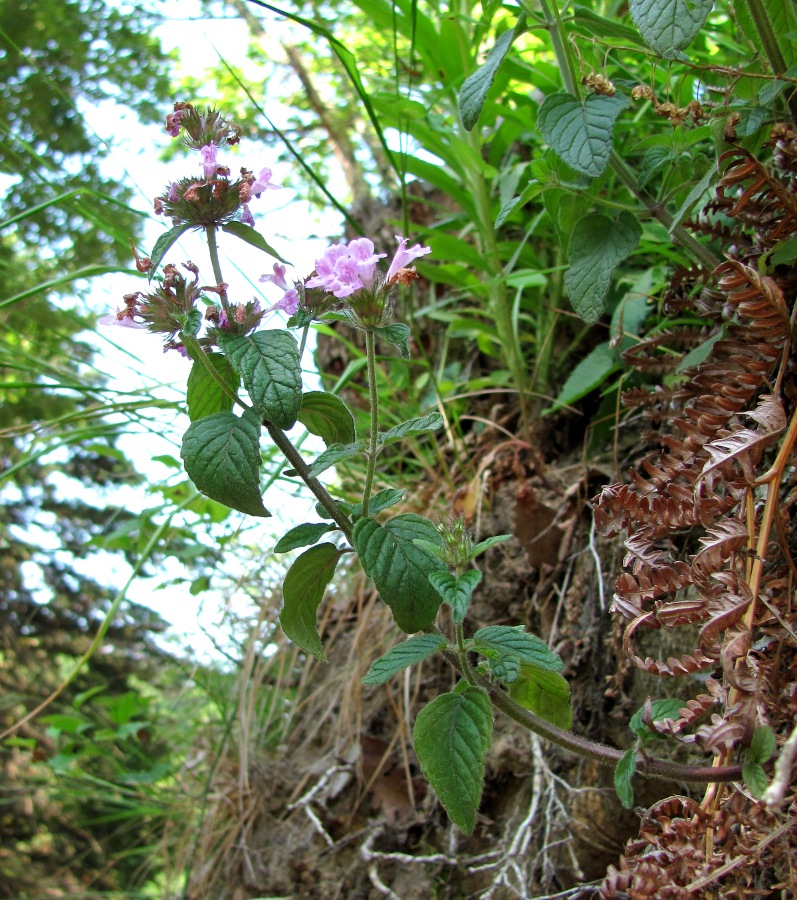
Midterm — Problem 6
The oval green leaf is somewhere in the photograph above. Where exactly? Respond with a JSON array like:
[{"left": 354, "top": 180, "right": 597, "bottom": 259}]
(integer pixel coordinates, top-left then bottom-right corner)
[
  {"left": 186, "top": 352, "right": 240, "bottom": 422},
  {"left": 362, "top": 634, "right": 446, "bottom": 685},
  {"left": 279, "top": 542, "right": 342, "bottom": 661},
  {"left": 413, "top": 686, "right": 493, "bottom": 834}
]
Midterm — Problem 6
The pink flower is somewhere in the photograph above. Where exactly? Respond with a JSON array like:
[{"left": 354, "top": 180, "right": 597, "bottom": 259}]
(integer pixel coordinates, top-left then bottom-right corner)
[
  {"left": 200, "top": 142, "right": 220, "bottom": 179},
  {"left": 168, "top": 182, "right": 180, "bottom": 202},
  {"left": 259, "top": 263, "right": 290, "bottom": 291},
  {"left": 165, "top": 109, "right": 185, "bottom": 137},
  {"left": 250, "top": 167, "right": 281, "bottom": 195},
  {"left": 386, "top": 235, "right": 432, "bottom": 283},
  {"left": 241, "top": 203, "right": 255, "bottom": 226},
  {"left": 268, "top": 289, "right": 300, "bottom": 316}
]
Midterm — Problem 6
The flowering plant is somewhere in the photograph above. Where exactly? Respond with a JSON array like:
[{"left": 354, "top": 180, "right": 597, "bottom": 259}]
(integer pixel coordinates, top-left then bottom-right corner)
[{"left": 105, "top": 104, "right": 746, "bottom": 834}]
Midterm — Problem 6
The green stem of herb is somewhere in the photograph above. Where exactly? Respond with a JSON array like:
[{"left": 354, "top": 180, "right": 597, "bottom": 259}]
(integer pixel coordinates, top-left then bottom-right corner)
[
  {"left": 205, "top": 225, "right": 225, "bottom": 287},
  {"left": 362, "top": 329, "right": 379, "bottom": 519},
  {"left": 264, "top": 422, "right": 353, "bottom": 541},
  {"left": 298, "top": 323, "right": 310, "bottom": 361},
  {"left": 745, "top": 0, "right": 787, "bottom": 76},
  {"left": 455, "top": 623, "right": 477, "bottom": 686},
  {"left": 438, "top": 645, "right": 743, "bottom": 783},
  {"left": 181, "top": 332, "right": 249, "bottom": 412}
]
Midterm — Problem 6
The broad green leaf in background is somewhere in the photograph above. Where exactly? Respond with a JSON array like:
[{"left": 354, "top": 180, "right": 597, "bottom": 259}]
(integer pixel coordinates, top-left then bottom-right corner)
[
  {"left": 373, "top": 323, "right": 412, "bottom": 359},
  {"left": 180, "top": 410, "right": 270, "bottom": 517},
  {"left": 279, "top": 542, "right": 342, "bottom": 661},
  {"left": 219, "top": 330, "right": 302, "bottom": 429},
  {"left": 186, "top": 352, "right": 240, "bottom": 422},
  {"left": 571, "top": 4, "right": 648, "bottom": 46},
  {"left": 459, "top": 15, "right": 527, "bottom": 131},
  {"left": 297, "top": 391, "right": 356, "bottom": 446},
  {"left": 149, "top": 223, "right": 192, "bottom": 276},
  {"left": 353, "top": 514, "right": 447, "bottom": 633},
  {"left": 509, "top": 662, "right": 573, "bottom": 728},
  {"left": 629, "top": 0, "right": 714, "bottom": 58},
  {"left": 362, "top": 634, "right": 447, "bottom": 684},
  {"left": 413, "top": 686, "right": 493, "bottom": 834},
  {"left": 565, "top": 212, "right": 642, "bottom": 324},
  {"left": 615, "top": 748, "right": 637, "bottom": 809},
  {"left": 274, "top": 522, "right": 338, "bottom": 553},
  {"left": 473, "top": 625, "right": 564, "bottom": 672},
  {"left": 428, "top": 570, "right": 483, "bottom": 623},
  {"left": 221, "top": 221, "right": 290, "bottom": 264},
  {"left": 538, "top": 92, "right": 628, "bottom": 178},
  {"left": 379, "top": 412, "right": 444, "bottom": 446}
]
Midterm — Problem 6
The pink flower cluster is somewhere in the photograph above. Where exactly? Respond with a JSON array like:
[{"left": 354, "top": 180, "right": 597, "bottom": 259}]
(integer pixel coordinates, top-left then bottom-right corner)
[{"left": 306, "top": 236, "right": 431, "bottom": 299}]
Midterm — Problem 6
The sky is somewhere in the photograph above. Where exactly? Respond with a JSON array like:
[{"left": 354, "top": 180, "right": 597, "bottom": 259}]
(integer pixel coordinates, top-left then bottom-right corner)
[{"left": 73, "top": 1, "right": 348, "bottom": 660}]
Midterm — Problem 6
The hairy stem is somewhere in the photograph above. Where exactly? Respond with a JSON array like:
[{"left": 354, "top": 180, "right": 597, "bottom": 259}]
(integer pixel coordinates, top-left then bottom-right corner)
[
  {"left": 362, "top": 329, "right": 379, "bottom": 518},
  {"left": 298, "top": 323, "right": 310, "bottom": 361},
  {"left": 264, "top": 422, "right": 353, "bottom": 542},
  {"left": 455, "top": 623, "right": 477, "bottom": 686},
  {"left": 205, "top": 224, "right": 225, "bottom": 286}
]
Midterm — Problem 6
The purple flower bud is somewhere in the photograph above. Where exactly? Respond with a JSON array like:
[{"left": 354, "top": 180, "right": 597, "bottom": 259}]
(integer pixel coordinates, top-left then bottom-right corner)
[
  {"left": 241, "top": 203, "right": 255, "bottom": 226},
  {"left": 250, "top": 166, "right": 282, "bottom": 195},
  {"left": 168, "top": 182, "right": 180, "bottom": 202}
]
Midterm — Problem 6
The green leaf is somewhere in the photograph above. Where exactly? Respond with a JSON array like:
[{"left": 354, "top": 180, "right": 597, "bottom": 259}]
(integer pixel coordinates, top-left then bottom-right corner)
[
  {"left": 509, "top": 663, "right": 573, "bottom": 728},
  {"left": 460, "top": 22, "right": 524, "bottom": 131},
  {"left": 274, "top": 522, "right": 338, "bottom": 553},
  {"left": 548, "top": 343, "right": 619, "bottom": 412},
  {"left": 362, "top": 635, "right": 446, "bottom": 685},
  {"left": 279, "top": 543, "right": 342, "bottom": 661},
  {"left": 306, "top": 441, "right": 362, "bottom": 478},
  {"left": 614, "top": 749, "right": 637, "bottom": 809},
  {"left": 490, "top": 656, "right": 521, "bottom": 684},
  {"left": 743, "top": 761, "right": 769, "bottom": 799},
  {"left": 221, "top": 221, "right": 289, "bottom": 264},
  {"left": 749, "top": 726, "right": 776, "bottom": 764},
  {"left": 297, "top": 391, "right": 356, "bottom": 446},
  {"left": 186, "top": 352, "right": 240, "bottom": 422},
  {"left": 470, "top": 534, "right": 513, "bottom": 558},
  {"left": 572, "top": 5, "right": 647, "bottom": 46},
  {"left": 353, "top": 514, "right": 447, "bottom": 633},
  {"left": 629, "top": 698, "right": 686, "bottom": 743},
  {"left": 473, "top": 626, "right": 564, "bottom": 672},
  {"left": 219, "top": 330, "right": 302, "bottom": 430},
  {"left": 629, "top": 0, "right": 714, "bottom": 58},
  {"left": 565, "top": 212, "right": 642, "bottom": 324},
  {"left": 413, "top": 686, "right": 493, "bottom": 834},
  {"left": 428, "top": 570, "right": 482, "bottom": 624},
  {"left": 380, "top": 412, "right": 445, "bottom": 446},
  {"left": 735, "top": 1, "right": 797, "bottom": 65},
  {"left": 181, "top": 410, "right": 270, "bottom": 517},
  {"left": 373, "top": 323, "right": 412, "bottom": 359},
  {"left": 149, "top": 223, "right": 192, "bottom": 277},
  {"left": 538, "top": 92, "right": 627, "bottom": 178},
  {"left": 669, "top": 165, "right": 716, "bottom": 234}
]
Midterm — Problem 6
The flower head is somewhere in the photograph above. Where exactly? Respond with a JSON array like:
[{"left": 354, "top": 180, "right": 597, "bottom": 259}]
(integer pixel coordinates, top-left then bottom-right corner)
[{"left": 250, "top": 167, "right": 281, "bottom": 195}]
